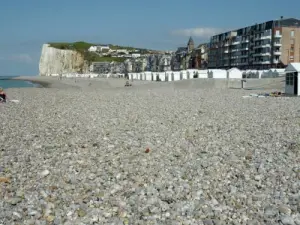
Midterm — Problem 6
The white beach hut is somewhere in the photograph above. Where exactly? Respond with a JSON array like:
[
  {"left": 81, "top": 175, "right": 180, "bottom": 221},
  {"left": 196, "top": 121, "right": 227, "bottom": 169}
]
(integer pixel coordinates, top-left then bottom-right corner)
[
  {"left": 257, "top": 70, "right": 268, "bottom": 78},
  {"left": 187, "top": 69, "right": 198, "bottom": 79},
  {"left": 157, "top": 72, "right": 166, "bottom": 81},
  {"left": 165, "top": 71, "right": 173, "bottom": 81},
  {"left": 209, "top": 69, "right": 227, "bottom": 78},
  {"left": 243, "top": 70, "right": 259, "bottom": 78},
  {"left": 181, "top": 70, "right": 188, "bottom": 80},
  {"left": 197, "top": 70, "right": 208, "bottom": 78},
  {"left": 285, "top": 63, "right": 300, "bottom": 96},
  {"left": 227, "top": 68, "right": 243, "bottom": 79},
  {"left": 131, "top": 73, "right": 137, "bottom": 80},
  {"left": 138, "top": 72, "right": 144, "bottom": 80},
  {"left": 151, "top": 72, "right": 158, "bottom": 81},
  {"left": 172, "top": 71, "right": 181, "bottom": 81},
  {"left": 263, "top": 68, "right": 286, "bottom": 78},
  {"left": 144, "top": 71, "right": 152, "bottom": 81}
]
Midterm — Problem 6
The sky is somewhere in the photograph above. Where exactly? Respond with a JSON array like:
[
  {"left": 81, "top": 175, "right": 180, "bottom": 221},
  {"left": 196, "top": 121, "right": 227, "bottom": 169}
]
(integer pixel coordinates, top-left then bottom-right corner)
[{"left": 0, "top": 0, "right": 300, "bottom": 76}]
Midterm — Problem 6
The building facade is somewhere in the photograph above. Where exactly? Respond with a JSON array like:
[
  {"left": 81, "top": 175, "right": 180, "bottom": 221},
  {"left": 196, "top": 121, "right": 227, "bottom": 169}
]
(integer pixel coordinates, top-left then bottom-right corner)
[{"left": 208, "top": 18, "right": 300, "bottom": 69}]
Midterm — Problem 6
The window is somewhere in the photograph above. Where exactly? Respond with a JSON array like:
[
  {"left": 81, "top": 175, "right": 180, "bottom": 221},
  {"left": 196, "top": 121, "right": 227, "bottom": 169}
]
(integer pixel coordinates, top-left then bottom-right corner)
[
  {"left": 291, "top": 47, "right": 294, "bottom": 52},
  {"left": 291, "top": 30, "right": 295, "bottom": 37},
  {"left": 291, "top": 39, "right": 295, "bottom": 45},
  {"left": 286, "top": 73, "right": 295, "bottom": 85},
  {"left": 276, "top": 30, "right": 280, "bottom": 36}
]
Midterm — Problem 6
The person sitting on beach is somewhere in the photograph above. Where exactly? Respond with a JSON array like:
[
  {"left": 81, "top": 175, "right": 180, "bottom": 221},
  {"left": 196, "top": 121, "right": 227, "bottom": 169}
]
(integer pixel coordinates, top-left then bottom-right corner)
[{"left": 0, "top": 88, "right": 7, "bottom": 103}]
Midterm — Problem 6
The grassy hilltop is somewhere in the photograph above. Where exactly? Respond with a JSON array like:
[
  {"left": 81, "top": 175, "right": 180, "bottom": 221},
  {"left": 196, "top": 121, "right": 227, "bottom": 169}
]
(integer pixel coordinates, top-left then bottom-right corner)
[{"left": 48, "top": 41, "right": 152, "bottom": 63}]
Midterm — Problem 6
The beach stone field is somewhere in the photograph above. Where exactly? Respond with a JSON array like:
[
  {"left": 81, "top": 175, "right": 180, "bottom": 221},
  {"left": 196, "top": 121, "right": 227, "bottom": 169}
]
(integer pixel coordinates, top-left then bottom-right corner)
[{"left": 1, "top": 79, "right": 300, "bottom": 225}]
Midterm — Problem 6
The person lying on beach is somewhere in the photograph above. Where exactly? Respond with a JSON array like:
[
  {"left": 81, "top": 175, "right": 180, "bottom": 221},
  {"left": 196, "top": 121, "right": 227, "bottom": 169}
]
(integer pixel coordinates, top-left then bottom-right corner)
[{"left": 0, "top": 87, "right": 7, "bottom": 103}]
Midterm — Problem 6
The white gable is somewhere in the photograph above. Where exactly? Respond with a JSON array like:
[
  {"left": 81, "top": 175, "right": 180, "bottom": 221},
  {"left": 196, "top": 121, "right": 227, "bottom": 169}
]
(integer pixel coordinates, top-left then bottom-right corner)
[{"left": 285, "top": 63, "right": 300, "bottom": 72}]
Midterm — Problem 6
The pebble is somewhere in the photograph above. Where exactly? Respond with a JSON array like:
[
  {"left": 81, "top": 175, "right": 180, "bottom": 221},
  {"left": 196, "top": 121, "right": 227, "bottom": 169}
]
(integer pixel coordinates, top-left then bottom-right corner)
[
  {"left": 6, "top": 197, "right": 22, "bottom": 205},
  {"left": 281, "top": 215, "right": 295, "bottom": 225},
  {"left": 264, "top": 206, "right": 278, "bottom": 217},
  {"left": 40, "top": 170, "right": 50, "bottom": 177},
  {"left": 279, "top": 205, "right": 292, "bottom": 215},
  {"left": 1, "top": 79, "right": 299, "bottom": 224}
]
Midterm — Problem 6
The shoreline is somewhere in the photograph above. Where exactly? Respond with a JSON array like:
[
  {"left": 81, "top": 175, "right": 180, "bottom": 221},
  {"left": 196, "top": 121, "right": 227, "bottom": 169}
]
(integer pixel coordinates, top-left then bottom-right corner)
[
  {"left": 12, "top": 76, "right": 52, "bottom": 88},
  {"left": 12, "top": 76, "right": 80, "bottom": 89}
]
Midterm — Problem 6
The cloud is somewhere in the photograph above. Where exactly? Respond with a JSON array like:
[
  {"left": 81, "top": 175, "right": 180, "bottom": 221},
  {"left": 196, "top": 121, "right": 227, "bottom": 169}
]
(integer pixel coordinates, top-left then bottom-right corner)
[
  {"left": 0, "top": 54, "right": 33, "bottom": 63},
  {"left": 171, "top": 27, "right": 226, "bottom": 39}
]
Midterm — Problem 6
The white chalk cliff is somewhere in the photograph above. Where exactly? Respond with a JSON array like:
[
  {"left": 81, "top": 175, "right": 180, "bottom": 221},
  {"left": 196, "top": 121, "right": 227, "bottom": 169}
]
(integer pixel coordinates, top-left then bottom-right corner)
[{"left": 39, "top": 44, "right": 89, "bottom": 76}]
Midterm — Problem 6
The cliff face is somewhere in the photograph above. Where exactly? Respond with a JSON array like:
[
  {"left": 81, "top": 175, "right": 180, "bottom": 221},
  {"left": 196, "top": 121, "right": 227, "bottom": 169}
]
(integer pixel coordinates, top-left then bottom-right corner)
[{"left": 39, "top": 44, "right": 89, "bottom": 76}]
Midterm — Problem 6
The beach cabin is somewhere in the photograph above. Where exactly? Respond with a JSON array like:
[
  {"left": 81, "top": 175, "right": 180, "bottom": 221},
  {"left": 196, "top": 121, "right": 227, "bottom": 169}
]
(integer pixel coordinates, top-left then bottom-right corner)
[
  {"left": 243, "top": 70, "right": 259, "bottom": 79},
  {"left": 285, "top": 63, "right": 300, "bottom": 96},
  {"left": 172, "top": 71, "right": 181, "bottom": 81},
  {"left": 227, "top": 68, "right": 242, "bottom": 79},
  {"left": 258, "top": 70, "right": 268, "bottom": 78},
  {"left": 208, "top": 69, "right": 227, "bottom": 79},
  {"left": 157, "top": 72, "right": 166, "bottom": 81},
  {"left": 144, "top": 72, "right": 152, "bottom": 81},
  {"left": 197, "top": 70, "right": 208, "bottom": 78},
  {"left": 181, "top": 70, "right": 188, "bottom": 80},
  {"left": 138, "top": 73, "right": 144, "bottom": 80},
  {"left": 187, "top": 69, "right": 198, "bottom": 79},
  {"left": 166, "top": 71, "right": 173, "bottom": 81},
  {"left": 264, "top": 68, "right": 285, "bottom": 78},
  {"left": 128, "top": 73, "right": 134, "bottom": 80}
]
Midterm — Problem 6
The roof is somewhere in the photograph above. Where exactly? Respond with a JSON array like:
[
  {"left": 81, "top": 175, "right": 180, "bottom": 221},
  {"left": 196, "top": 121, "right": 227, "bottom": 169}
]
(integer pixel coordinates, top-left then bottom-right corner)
[
  {"left": 227, "top": 67, "right": 241, "bottom": 72},
  {"left": 285, "top": 63, "right": 300, "bottom": 72},
  {"left": 188, "top": 36, "right": 194, "bottom": 44}
]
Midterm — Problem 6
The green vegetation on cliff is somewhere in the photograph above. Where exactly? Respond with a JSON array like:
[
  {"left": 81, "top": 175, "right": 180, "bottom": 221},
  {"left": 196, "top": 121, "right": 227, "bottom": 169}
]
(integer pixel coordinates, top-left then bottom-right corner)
[
  {"left": 48, "top": 42, "right": 124, "bottom": 63},
  {"left": 48, "top": 41, "right": 148, "bottom": 63}
]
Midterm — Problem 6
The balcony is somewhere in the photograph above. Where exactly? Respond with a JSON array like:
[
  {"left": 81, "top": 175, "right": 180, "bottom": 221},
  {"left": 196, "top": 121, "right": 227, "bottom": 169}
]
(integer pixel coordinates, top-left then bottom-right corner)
[
  {"left": 240, "top": 55, "right": 248, "bottom": 58},
  {"left": 261, "top": 43, "right": 271, "bottom": 48},
  {"left": 261, "top": 35, "right": 271, "bottom": 40},
  {"left": 241, "top": 39, "right": 249, "bottom": 43},
  {"left": 253, "top": 51, "right": 271, "bottom": 56},
  {"left": 253, "top": 53, "right": 262, "bottom": 57},
  {"left": 261, "top": 52, "right": 271, "bottom": 56},
  {"left": 224, "top": 50, "right": 229, "bottom": 53},
  {"left": 274, "top": 51, "right": 281, "bottom": 55},
  {"left": 254, "top": 36, "right": 261, "bottom": 41},
  {"left": 273, "top": 59, "right": 280, "bottom": 64},
  {"left": 274, "top": 33, "right": 282, "bottom": 38},
  {"left": 240, "top": 47, "right": 249, "bottom": 51},
  {"left": 274, "top": 42, "right": 282, "bottom": 46},
  {"left": 231, "top": 41, "right": 241, "bottom": 45},
  {"left": 253, "top": 45, "right": 262, "bottom": 49},
  {"left": 253, "top": 61, "right": 271, "bottom": 65}
]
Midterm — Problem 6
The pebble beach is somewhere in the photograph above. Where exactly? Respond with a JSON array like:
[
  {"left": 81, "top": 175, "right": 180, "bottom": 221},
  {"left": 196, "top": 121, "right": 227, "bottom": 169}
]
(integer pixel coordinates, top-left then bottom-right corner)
[{"left": 1, "top": 77, "right": 300, "bottom": 225}]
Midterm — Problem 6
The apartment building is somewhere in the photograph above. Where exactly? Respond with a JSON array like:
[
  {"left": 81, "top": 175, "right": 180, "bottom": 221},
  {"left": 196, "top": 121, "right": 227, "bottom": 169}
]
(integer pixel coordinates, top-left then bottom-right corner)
[{"left": 208, "top": 18, "right": 300, "bottom": 69}]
